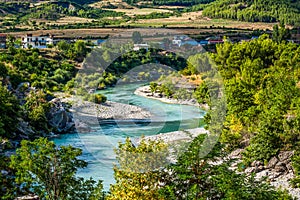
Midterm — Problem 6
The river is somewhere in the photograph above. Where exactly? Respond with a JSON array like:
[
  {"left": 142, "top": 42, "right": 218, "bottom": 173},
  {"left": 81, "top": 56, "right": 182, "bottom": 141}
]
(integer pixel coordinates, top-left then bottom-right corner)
[{"left": 53, "top": 83, "right": 205, "bottom": 190}]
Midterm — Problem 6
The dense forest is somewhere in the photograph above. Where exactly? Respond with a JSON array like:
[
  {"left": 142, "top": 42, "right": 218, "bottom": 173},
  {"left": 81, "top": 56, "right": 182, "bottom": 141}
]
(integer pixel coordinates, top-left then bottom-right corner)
[{"left": 202, "top": 0, "right": 300, "bottom": 25}]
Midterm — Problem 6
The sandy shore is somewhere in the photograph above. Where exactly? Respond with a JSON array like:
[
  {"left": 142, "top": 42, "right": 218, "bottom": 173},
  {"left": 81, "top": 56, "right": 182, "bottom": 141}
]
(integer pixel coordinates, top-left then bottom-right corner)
[{"left": 134, "top": 85, "right": 209, "bottom": 110}]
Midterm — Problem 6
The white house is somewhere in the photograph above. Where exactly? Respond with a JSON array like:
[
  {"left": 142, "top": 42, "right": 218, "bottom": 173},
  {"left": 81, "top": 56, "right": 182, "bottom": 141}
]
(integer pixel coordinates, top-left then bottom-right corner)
[
  {"left": 133, "top": 43, "right": 149, "bottom": 51},
  {"left": 22, "top": 34, "right": 54, "bottom": 49},
  {"left": 172, "top": 39, "right": 182, "bottom": 47}
]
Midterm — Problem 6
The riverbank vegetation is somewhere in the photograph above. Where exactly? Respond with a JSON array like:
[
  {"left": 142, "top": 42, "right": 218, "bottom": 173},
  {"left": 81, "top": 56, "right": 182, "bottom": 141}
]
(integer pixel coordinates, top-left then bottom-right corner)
[{"left": 0, "top": 27, "right": 300, "bottom": 198}]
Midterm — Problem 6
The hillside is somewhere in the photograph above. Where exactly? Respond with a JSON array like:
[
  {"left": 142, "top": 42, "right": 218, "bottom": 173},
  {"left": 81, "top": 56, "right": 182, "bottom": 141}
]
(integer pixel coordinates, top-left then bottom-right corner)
[
  {"left": 127, "top": 0, "right": 215, "bottom": 6},
  {"left": 202, "top": 0, "right": 300, "bottom": 26}
]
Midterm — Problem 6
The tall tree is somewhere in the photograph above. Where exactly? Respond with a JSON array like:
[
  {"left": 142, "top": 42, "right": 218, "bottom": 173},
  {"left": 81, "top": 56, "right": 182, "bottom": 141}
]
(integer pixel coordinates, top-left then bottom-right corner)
[
  {"left": 10, "top": 138, "right": 103, "bottom": 200},
  {"left": 107, "top": 138, "right": 169, "bottom": 200}
]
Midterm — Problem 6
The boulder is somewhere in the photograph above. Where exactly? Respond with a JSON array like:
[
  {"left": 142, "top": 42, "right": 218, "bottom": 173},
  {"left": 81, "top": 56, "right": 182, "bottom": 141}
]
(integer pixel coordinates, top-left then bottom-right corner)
[
  {"left": 274, "top": 162, "right": 288, "bottom": 173},
  {"left": 278, "top": 151, "right": 294, "bottom": 162},
  {"left": 286, "top": 162, "right": 294, "bottom": 171},
  {"left": 245, "top": 167, "right": 256, "bottom": 174},
  {"left": 251, "top": 160, "right": 263, "bottom": 167},
  {"left": 230, "top": 149, "right": 244, "bottom": 159},
  {"left": 269, "top": 172, "right": 282, "bottom": 180},
  {"left": 16, "top": 120, "right": 35, "bottom": 139},
  {"left": 267, "top": 157, "right": 279, "bottom": 169},
  {"left": 48, "top": 98, "right": 75, "bottom": 133},
  {"left": 255, "top": 165, "right": 265, "bottom": 173},
  {"left": 255, "top": 170, "right": 269, "bottom": 179}
]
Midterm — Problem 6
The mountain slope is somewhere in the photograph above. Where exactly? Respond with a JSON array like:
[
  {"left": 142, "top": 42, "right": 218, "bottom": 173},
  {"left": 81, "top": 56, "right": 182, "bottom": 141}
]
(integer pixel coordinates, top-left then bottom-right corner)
[{"left": 202, "top": 0, "right": 300, "bottom": 25}]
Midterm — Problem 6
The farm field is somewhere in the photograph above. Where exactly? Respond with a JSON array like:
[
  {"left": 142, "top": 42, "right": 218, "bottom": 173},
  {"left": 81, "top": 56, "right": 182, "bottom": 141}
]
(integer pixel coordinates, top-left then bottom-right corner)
[{"left": 126, "top": 11, "right": 277, "bottom": 30}]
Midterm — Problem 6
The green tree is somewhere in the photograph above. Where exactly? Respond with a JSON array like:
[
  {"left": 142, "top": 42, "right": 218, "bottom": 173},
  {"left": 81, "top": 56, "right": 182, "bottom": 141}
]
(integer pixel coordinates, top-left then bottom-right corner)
[
  {"left": 23, "top": 90, "right": 50, "bottom": 131},
  {"left": 132, "top": 31, "right": 143, "bottom": 44},
  {"left": 0, "top": 62, "right": 8, "bottom": 77},
  {"left": 160, "top": 135, "right": 292, "bottom": 200},
  {"left": 57, "top": 40, "right": 70, "bottom": 52},
  {"left": 272, "top": 22, "right": 290, "bottom": 43},
  {"left": 10, "top": 138, "right": 103, "bottom": 200},
  {"left": 108, "top": 138, "right": 168, "bottom": 200},
  {"left": 149, "top": 82, "right": 158, "bottom": 94},
  {"left": 0, "top": 84, "right": 20, "bottom": 138}
]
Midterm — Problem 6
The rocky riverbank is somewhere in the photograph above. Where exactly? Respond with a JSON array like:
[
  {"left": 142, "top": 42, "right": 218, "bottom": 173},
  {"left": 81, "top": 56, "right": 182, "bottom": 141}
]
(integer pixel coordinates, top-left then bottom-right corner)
[
  {"left": 230, "top": 149, "right": 300, "bottom": 199},
  {"left": 136, "top": 129, "right": 300, "bottom": 199},
  {"left": 135, "top": 127, "right": 208, "bottom": 144},
  {"left": 134, "top": 85, "right": 209, "bottom": 110},
  {"left": 60, "top": 96, "right": 151, "bottom": 132}
]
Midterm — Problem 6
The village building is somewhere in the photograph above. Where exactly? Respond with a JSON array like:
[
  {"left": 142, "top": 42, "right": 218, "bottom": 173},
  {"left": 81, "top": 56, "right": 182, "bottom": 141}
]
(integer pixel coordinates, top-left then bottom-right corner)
[
  {"left": 22, "top": 34, "right": 55, "bottom": 49},
  {"left": 133, "top": 43, "right": 150, "bottom": 51}
]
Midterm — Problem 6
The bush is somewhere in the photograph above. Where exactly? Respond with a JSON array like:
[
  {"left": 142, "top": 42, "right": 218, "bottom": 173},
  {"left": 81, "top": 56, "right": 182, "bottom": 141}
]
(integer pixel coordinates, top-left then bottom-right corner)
[{"left": 94, "top": 93, "right": 107, "bottom": 104}]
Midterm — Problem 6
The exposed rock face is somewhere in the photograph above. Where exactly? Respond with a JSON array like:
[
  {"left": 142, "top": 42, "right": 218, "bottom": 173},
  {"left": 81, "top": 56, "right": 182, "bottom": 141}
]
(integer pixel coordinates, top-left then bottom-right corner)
[
  {"left": 241, "top": 151, "right": 299, "bottom": 199},
  {"left": 278, "top": 151, "right": 294, "bottom": 162},
  {"left": 266, "top": 157, "right": 279, "bottom": 169},
  {"left": 16, "top": 119, "right": 35, "bottom": 139},
  {"left": 47, "top": 98, "right": 75, "bottom": 133}
]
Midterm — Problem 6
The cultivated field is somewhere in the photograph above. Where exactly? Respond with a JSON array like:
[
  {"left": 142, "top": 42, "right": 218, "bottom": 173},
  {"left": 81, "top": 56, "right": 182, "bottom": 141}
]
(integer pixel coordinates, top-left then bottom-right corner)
[
  {"left": 104, "top": 8, "right": 173, "bottom": 16},
  {"left": 6, "top": 27, "right": 252, "bottom": 39},
  {"left": 127, "top": 11, "right": 277, "bottom": 30}
]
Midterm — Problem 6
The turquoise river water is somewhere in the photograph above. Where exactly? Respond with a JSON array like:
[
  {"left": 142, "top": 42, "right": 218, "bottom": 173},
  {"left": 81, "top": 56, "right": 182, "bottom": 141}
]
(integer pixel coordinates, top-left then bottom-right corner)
[{"left": 53, "top": 84, "right": 205, "bottom": 190}]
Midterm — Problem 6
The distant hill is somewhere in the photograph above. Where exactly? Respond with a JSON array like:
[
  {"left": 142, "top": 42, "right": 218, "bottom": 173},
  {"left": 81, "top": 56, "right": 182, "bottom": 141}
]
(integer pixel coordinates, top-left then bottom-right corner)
[
  {"left": 0, "top": 1, "right": 122, "bottom": 21},
  {"left": 124, "top": 0, "right": 215, "bottom": 6},
  {"left": 202, "top": 0, "right": 300, "bottom": 26}
]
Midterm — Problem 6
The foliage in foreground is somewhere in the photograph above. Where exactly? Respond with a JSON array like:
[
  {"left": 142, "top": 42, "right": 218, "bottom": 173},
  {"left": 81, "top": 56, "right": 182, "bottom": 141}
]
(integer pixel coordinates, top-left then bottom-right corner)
[
  {"left": 160, "top": 135, "right": 292, "bottom": 200},
  {"left": 107, "top": 138, "right": 169, "bottom": 200},
  {"left": 10, "top": 138, "right": 103, "bottom": 200},
  {"left": 108, "top": 136, "right": 292, "bottom": 200}
]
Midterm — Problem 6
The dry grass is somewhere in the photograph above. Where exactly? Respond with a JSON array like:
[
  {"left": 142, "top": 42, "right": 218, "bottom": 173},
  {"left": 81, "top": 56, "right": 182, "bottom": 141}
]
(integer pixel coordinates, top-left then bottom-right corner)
[
  {"left": 50, "top": 16, "right": 96, "bottom": 25},
  {"left": 7, "top": 28, "right": 127, "bottom": 38},
  {"left": 128, "top": 11, "right": 276, "bottom": 30},
  {"left": 186, "top": 75, "right": 203, "bottom": 85},
  {"left": 6, "top": 27, "right": 252, "bottom": 39},
  {"left": 104, "top": 8, "right": 173, "bottom": 16},
  {"left": 90, "top": 0, "right": 172, "bottom": 16},
  {"left": 158, "top": 5, "right": 187, "bottom": 9},
  {"left": 89, "top": 0, "right": 134, "bottom": 9}
]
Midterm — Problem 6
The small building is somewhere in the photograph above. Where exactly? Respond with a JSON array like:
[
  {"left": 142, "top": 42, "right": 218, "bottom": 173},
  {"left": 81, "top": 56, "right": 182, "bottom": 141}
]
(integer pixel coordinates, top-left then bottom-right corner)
[
  {"left": 172, "top": 39, "right": 182, "bottom": 47},
  {"left": 172, "top": 35, "right": 200, "bottom": 47},
  {"left": 0, "top": 34, "right": 7, "bottom": 49},
  {"left": 22, "top": 34, "right": 54, "bottom": 49},
  {"left": 133, "top": 43, "right": 149, "bottom": 51}
]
